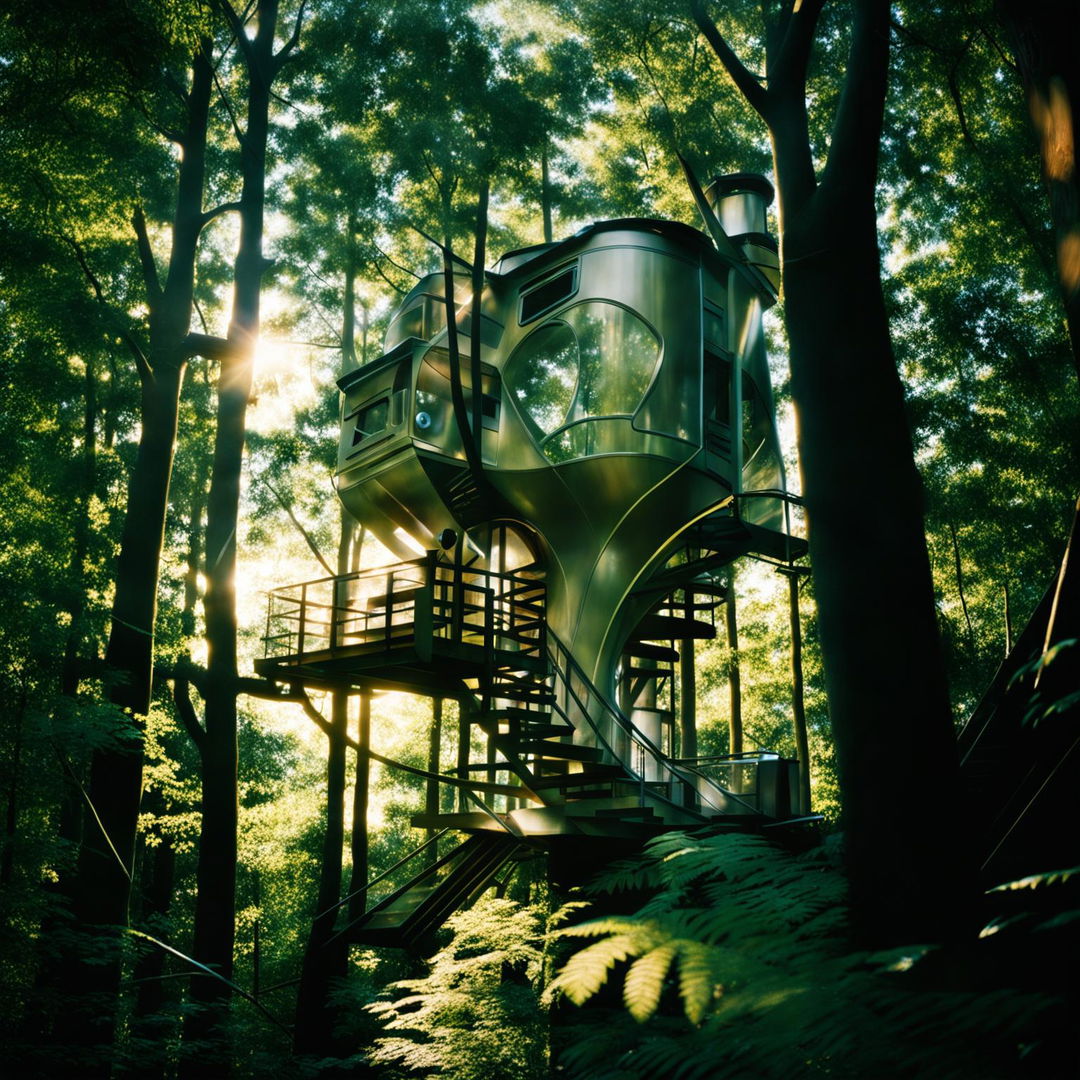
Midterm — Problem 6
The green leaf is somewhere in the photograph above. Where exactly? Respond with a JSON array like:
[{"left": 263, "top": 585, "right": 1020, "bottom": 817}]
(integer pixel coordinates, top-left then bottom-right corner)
[{"left": 623, "top": 942, "right": 677, "bottom": 1022}]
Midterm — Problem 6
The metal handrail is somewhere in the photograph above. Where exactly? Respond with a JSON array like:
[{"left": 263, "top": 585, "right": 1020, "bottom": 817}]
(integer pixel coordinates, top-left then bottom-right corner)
[
  {"left": 261, "top": 555, "right": 547, "bottom": 664},
  {"left": 543, "top": 631, "right": 760, "bottom": 818}
]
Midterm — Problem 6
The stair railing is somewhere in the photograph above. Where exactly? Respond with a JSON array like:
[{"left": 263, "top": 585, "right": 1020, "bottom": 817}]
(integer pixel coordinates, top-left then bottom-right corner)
[{"left": 545, "top": 631, "right": 760, "bottom": 818}]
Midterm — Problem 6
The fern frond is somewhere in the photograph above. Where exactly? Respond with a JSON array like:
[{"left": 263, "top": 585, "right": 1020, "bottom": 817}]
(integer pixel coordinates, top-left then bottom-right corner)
[
  {"left": 623, "top": 942, "right": 678, "bottom": 1021},
  {"left": 547, "top": 899, "right": 593, "bottom": 929},
  {"left": 553, "top": 916, "right": 653, "bottom": 941},
  {"left": 674, "top": 940, "right": 717, "bottom": 1024},
  {"left": 546, "top": 932, "right": 643, "bottom": 1005},
  {"left": 988, "top": 865, "right": 1080, "bottom": 892}
]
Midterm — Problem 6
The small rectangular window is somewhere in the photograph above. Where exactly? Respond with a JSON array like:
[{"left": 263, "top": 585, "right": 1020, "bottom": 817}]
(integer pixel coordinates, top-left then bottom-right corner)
[
  {"left": 703, "top": 302, "right": 726, "bottom": 350},
  {"left": 456, "top": 311, "right": 504, "bottom": 347},
  {"left": 351, "top": 398, "right": 389, "bottom": 446},
  {"left": 520, "top": 264, "right": 578, "bottom": 324}
]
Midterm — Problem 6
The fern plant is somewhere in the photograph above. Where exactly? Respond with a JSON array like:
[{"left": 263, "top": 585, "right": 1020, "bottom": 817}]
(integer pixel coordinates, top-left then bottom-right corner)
[
  {"left": 364, "top": 894, "right": 549, "bottom": 1079},
  {"left": 547, "top": 830, "right": 1073, "bottom": 1079}
]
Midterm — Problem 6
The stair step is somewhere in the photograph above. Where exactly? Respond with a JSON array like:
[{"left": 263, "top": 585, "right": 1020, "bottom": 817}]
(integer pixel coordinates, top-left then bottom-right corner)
[
  {"left": 529, "top": 765, "right": 627, "bottom": 791},
  {"left": 516, "top": 740, "right": 606, "bottom": 763},
  {"left": 347, "top": 834, "right": 522, "bottom": 946},
  {"left": 496, "top": 722, "right": 574, "bottom": 740},
  {"left": 633, "top": 614, "right": 716, "bottom": 641},
  {"left": 594, "top": 806, "right": 657, "bottom": 820},
  {"left": 622, "top": 641, "right": 680, "bottom": 662},
  {"left": 489, "top": 686, "right": 556, "bottom": 705},
  {"left": 625, "top": 665, "right": 674, "bottom": 678}
]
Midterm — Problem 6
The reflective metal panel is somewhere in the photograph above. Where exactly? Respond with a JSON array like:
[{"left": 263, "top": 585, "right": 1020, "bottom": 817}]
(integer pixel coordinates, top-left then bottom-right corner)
[{"left": 334, "top": 213, "right": 798, "bottom": 743}]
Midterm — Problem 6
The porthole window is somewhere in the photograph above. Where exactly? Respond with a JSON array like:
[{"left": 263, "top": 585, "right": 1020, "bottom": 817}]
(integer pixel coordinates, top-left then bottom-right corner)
[{"left": 505, "top": 302, "right": 661, "bottom": 459}]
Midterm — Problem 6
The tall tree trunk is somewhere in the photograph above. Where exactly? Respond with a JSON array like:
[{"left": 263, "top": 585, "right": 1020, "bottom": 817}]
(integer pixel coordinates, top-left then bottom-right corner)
[
  {"left": 694, "top": 0, "right": 973, "bottom": 945},
  {"left": 294, "top": 506, "right": 358, "bottom": 1053},
  {"left": 342, "top": 211, "right": 359, "bottom": 369},
  {"left": 187, "top": 2, "right": 295, "bottom": 1062},
  {"left": 427, "top": 697, "right": 443, "bottom": 852},
  {"left": 64, "top": 41, "right": 213, "bottom": 1063},
  {"left": 61, "top": 355, "right": 99, "bottom": 697},
  {"left": 132, "top": 467, "right": 208, "bottom": 1056},
  {"left": 541, "top": 141, "right": 554, "bottom": 244}
]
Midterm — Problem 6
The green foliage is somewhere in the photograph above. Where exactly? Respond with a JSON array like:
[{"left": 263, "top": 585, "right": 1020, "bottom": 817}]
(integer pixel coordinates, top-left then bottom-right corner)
[
  {"left": 549, "top": 829, "right": 1070, "bottom": 1079},
  {"left": 365, "top": 894, "right": 549, "bottom": 1079}
]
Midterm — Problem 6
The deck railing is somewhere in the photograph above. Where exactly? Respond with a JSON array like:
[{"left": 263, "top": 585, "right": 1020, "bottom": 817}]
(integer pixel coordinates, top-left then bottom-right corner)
[
  {"left": 261, "top": 556, "right": 798, "bottom": 821},
  {"left": 261, "top": 553, "right": 546, "bottom": 667}
]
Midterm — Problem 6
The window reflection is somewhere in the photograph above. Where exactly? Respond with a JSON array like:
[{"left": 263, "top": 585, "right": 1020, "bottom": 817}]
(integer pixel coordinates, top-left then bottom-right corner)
[
  {"left": 507, "top": 322, "right": 578, "bottom": 434},
  {"left": 505, "top": 302, "right": 661, "bottom": 460},
  {"left": 741, "top": 373, "right": 768, "bottom": 464}
]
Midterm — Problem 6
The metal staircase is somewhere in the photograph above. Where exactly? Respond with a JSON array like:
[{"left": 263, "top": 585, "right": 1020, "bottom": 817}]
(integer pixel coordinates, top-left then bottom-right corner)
[
  {"left": 343, "top": 833, "right": 525, "bottom": 949},
  {"left": 257, "top": 555, "right": 805, "bottom": 946}
]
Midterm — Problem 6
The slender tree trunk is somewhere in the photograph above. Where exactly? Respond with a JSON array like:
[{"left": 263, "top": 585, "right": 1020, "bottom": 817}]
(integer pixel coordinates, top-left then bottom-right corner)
[
  {"left": 295, "top": 505, "right": 358, "bottom": 1053},
  {"left": 132, "top": 469, "right": 207, "bottom": 1054},
  {"left": 457, "top": 708, "right": 470, "bottom": 812},
  {"left": 64, "top": 42, "right": 213, "bottom": 1063},
  {"left": 679, "top": 638, "right": 697, "bottom": 759},
  {"left": 949, "top": 520, "right": 975, "bottom": 645},
  {"left": 1004, "top": 576, "right": 1014, "bottom": 655},
  {"left": 1, "top": 685, "right": 26, "bottom": 887},
  {"left": 787, "top": 571, "right": 810, "bottom": 813},
  {"left": 130, "top": 791, "right": 178, "bottom": 1063},
  {"left": 348, "top": 691, "right": 371, "bottom": 923},
  {"left": 427, "top": 697, "right": 443, "bottom": 852},
  {"left": 343, "top": 212, "right": 358, "bottom": 369},
  {"left": 541, "top": 142, "right": 554, "bottom": 244},
  {"left": 470, "top": 176, "right": 490, "bottom": 463},
  {"left": 293, "top": 694, "right": 349, "bottom": 1055},
  {"left": 61, "top": 356, "right": 99, "bottom": 697},
  {"left": 187, "top": 5, "right": 287, "bottom": 1063},
  {"left": 725, "top": 578, "right": 743, "bottom": 756}
]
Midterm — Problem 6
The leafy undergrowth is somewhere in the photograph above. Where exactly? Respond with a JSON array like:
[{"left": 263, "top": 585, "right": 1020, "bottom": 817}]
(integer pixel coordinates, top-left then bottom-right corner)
[
  {"left": 546, "top": 830, "right": 1078, "bottom": 1080},
  {"left": 363, "top": 896, "right": 549, "bottom": 1080}
]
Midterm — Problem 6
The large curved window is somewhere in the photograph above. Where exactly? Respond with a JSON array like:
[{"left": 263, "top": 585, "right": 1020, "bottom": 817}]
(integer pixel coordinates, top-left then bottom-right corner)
[
  {"left": 508, "top": 321, "right": 578, "bottom": 434},
  {"left": 505, "top": 302, "right": 661, "bottom": 459}
]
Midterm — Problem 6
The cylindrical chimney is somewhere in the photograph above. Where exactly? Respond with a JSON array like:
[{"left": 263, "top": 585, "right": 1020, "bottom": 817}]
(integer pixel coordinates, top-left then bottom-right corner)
[{"left": 703, "top": 173, "right": 779, "bottom": 291}]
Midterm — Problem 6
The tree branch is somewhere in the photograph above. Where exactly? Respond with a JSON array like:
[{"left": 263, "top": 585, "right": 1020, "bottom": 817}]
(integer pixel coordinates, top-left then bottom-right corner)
[
  {"left": 690, "top": 0, "right": 770, "bottom": 121},
  {"left": 821, "top": 0, "right": 891, "bottom": 193},
  {"left": 371, "top": 242, "right": 423, "bottom": 282},
  {"left": 271, "top": 0, "right": 307, "bottom": 76},
  {"left": 132, "top": 206, "right": 163, "bottom": 304},
  {"left": 210, "top": 56, "right": 246, "bottom": 147},
  {"left": 216, "top": 0, "right": 256, "bottom": 66},
  {"left": 251, "top": 471, "right": 334, "bottom": 576},
  {"left": 66, "top": 235, "right": 153, "bottom": 382},
  {"left": 199, "top": 201, "right": 243, "bottom": 229},
  {"left": 409, "top": 224, "right": 474, "bottom": 272},
  {"left": 173, "top": 675, "right": 207, "bottom": 750},
  {"left": 182, "top": 331, "right": 234, "bottom": 360},
  {"left": 773, "top": 0, "right": 826, "bottom": 96}
]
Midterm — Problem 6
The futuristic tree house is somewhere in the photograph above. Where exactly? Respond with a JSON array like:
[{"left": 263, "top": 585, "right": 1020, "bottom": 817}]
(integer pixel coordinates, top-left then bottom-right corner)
[{"left": 257, "top": 176, "right": 809, "bottom": 945}]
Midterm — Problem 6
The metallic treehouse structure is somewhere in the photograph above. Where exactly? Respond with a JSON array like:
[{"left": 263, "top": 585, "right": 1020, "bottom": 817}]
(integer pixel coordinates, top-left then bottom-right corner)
[{"left": 257, "top": 175, "right": 810, "bottom": 947}]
